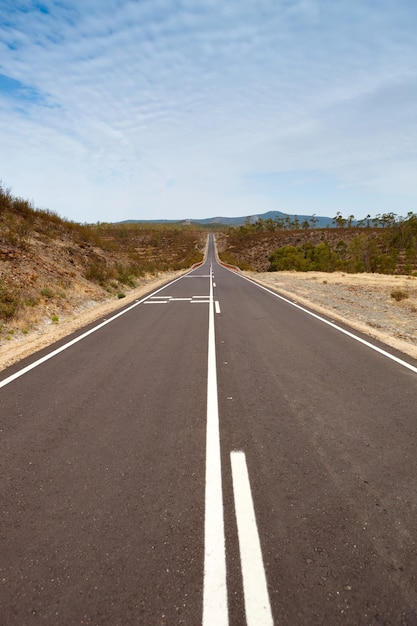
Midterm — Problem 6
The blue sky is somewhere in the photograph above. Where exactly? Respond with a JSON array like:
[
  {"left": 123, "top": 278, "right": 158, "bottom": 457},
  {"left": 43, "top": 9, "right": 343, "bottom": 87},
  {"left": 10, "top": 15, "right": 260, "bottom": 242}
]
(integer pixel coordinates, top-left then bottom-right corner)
[{"left": 0, "top": 0, "right": 416, "bottom": 223}]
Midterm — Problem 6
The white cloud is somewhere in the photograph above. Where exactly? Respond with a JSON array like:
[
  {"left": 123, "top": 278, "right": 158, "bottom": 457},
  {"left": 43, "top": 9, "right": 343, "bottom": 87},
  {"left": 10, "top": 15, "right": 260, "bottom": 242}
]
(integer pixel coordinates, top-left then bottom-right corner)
[{"left": 0, "top": 0, "right": 416, "bottom": 221}]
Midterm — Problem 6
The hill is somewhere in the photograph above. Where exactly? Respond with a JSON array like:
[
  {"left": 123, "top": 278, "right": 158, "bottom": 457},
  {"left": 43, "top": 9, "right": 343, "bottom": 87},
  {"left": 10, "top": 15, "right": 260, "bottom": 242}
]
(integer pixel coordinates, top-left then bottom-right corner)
[
  {"left": 0, "top": 184, "right": 205, "bottom": 350},
  {"left": 216, "top": 215, "right": 417, "bottom": 273},
  {"left": 121, "top": 210, "right": 335, "bottom": 227}
]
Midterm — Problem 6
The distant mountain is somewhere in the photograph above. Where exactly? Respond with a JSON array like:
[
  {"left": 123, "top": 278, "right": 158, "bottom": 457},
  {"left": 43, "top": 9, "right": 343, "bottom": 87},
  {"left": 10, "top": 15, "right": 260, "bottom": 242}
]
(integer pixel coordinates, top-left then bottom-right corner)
[{"left": 120, "top": 211, "right": 336, "bottom": 227}]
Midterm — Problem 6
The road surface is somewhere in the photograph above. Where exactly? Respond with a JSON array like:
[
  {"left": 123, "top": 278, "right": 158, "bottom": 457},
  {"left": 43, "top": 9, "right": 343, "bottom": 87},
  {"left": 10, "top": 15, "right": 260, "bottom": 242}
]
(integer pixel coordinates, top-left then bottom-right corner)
[{"left": 1, "top": 235, "right": 417, "bottom": 625}]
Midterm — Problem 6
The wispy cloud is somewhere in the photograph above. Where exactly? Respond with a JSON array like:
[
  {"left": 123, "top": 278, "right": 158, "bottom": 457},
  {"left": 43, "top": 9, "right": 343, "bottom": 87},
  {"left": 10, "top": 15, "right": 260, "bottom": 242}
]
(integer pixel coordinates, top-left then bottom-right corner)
[{"left": 0, "top": 0, "right": 416, "bottom": 221}]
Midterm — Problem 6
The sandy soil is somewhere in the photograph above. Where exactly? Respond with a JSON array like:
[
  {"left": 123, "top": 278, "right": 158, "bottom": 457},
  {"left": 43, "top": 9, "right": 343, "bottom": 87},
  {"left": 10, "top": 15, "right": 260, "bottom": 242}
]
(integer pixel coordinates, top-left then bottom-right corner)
[
  {"left": 1, "top": 269, "right": 417, "bottom": 372},
  {"left": 246, "top": 271, "right": 417, "bottom": 360}
]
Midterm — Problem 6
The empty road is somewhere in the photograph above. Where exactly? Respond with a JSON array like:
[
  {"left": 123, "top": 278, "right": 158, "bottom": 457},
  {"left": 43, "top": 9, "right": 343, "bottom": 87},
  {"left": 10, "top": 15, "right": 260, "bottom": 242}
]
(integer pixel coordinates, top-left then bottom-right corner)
[{"left": 1, "top": 235, "right": 417, "bottom": 625}]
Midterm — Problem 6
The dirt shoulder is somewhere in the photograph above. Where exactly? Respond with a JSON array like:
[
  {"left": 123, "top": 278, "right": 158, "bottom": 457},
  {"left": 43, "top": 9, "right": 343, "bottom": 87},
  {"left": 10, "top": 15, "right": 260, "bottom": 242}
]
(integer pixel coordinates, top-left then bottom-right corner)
[
  {"left": 245, "top": 271, "right": 417, "bottom": 360},
  {"left": 0, "top": 271, "right": 185, "bottom": 372},
  {"left": 2, "top": 268, "right": 417, "bottom": 372}
]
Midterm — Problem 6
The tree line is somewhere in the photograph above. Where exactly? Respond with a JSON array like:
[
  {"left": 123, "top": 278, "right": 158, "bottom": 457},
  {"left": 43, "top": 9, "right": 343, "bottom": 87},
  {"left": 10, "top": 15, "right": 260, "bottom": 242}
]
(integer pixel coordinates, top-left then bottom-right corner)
[
  {"left": 236, "top": 211, "right": 415, "bottom": 236},
  {"left": 268, "top": 213, "right": 417, "bottom": 274}
]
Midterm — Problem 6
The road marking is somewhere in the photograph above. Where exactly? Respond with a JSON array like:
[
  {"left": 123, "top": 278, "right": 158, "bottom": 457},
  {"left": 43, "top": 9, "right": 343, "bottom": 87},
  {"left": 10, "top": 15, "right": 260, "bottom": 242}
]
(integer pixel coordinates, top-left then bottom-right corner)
[
  {"left": 231, "top": 451, "right": 273, "bottom": 626},
  {"left": 235, "top": 272, "right": 417, "bottom": 375},
  {"left": 215, "top": 301, "right": 221, "bottom": 314},
  {"left": 0, "top": 271, "right": 191, "bottom": 389},
  {"left": 146, "top": 295, "right": 210, "bottom": 304},
  {"left": 203, "top": 265, "right": 228, "bottom": 626}
]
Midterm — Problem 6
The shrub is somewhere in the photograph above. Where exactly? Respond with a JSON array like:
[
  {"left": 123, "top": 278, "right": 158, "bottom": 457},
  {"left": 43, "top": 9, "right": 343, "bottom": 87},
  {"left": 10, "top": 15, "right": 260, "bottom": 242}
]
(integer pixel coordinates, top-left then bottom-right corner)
[
  {"left": 40, "top": 287, "right": 54, "bottom": 299},
  {"left": 391, "top": 290, "right": 409, "bottom": 301},
  {"left": 25, "top": 296, "right": 40, "bottom": 307},
  {"left": 0, "top": 285, "right": 20, "bottom": 320},
  {"left": 85, "top": 260, "right": 113, "bottom": 285},
  {"left": 268, "top": 242, "right": 338, "bottom": 272}
]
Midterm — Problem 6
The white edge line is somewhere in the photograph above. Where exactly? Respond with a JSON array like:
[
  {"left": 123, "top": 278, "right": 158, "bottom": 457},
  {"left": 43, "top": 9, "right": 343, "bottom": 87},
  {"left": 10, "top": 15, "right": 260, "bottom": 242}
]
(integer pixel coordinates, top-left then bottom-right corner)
[
  {"left": 203, "top": 264, "right": 228, "bottom": 626},
  {"left": 231, "top": 451, "right": 273, "bottom": 626},
  {"left": 227, "top": 268, "right": 417, "bottom": 375},
  {"left": 0, "top": 271, "right": 194, "bottom": 389}
]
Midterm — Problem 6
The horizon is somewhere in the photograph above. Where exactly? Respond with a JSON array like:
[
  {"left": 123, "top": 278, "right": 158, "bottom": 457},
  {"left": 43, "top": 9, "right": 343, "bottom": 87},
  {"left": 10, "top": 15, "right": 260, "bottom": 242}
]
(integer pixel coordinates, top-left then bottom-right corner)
[{"left": 1, "top": 1, "right": 416, "bottom": 223}]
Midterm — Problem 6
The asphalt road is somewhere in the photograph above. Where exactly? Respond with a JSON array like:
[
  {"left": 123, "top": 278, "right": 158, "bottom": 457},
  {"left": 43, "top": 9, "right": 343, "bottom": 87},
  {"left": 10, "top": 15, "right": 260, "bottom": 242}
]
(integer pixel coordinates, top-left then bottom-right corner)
[{"left": 1, "top": 235, "right": 417, "bottom": 625}]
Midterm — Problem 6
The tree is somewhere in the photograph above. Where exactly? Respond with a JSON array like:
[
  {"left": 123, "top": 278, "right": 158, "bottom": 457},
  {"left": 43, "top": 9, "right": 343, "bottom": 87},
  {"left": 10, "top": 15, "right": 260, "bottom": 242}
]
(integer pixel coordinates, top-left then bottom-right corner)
[{"left": 333, "top": 212, "right": 346, "bottom": 228}]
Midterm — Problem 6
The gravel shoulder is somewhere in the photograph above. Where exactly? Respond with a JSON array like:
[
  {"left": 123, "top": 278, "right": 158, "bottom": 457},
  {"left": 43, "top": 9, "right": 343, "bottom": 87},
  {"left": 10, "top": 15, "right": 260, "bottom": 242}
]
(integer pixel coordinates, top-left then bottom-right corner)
[
  {"left": 245, "top": 271, "right": 417, "bottom": 361},
  {"left": 1, "top": 269, "right": 417, "bottom": 372}
]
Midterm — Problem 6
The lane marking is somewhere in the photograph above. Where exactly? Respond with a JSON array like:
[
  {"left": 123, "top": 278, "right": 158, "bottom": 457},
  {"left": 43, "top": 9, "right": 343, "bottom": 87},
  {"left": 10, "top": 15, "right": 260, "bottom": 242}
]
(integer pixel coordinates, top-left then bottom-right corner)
[
  {"left": 233, "top": 271, "right": 417, "bottom": 375},
  {"left": 144, "top": 300, "right": 168, "bottom": 304},
  {"left": 170, "top": 297, "right": 192, "bottom": 301},
  {"left": 203, "top": 264, "right": 228, "bottom": 626},
  {"left": 184, "top": 274, "right": 211, "bottom": 278},
  {"left": 0, "top": 271, "right": 195, "bottom": 390},
  {"left": 231, "top": 451, "right": 273, "bottom": 626},
  {"left": 215, "top": 301, "right": 221, "bottom": 314}
]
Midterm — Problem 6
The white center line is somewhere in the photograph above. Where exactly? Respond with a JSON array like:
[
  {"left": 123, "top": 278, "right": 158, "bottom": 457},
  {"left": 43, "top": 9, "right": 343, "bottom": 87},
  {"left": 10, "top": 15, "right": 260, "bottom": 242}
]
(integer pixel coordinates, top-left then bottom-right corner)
[
  {"left": 203, "top": 265, "right": 228, "bottom": 626},
  {"left": 231, "top": 451, "right": 273, "bottom": 626}
]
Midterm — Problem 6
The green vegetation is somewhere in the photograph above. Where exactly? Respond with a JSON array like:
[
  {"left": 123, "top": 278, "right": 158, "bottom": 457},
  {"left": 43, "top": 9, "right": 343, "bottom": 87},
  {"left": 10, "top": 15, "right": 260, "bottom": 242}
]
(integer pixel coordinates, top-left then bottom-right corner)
[
  {"left": 391, "top": 290, "right": 409, "bottom": 302},
  {"left": 0, "top": 284, "right": 19, "bottom": 320},
  {"left": 40, "top": 287, "right": 54, "bottom": 299},
  {"left": 220, "top": 211, "right": 417, "bottom": 274}
]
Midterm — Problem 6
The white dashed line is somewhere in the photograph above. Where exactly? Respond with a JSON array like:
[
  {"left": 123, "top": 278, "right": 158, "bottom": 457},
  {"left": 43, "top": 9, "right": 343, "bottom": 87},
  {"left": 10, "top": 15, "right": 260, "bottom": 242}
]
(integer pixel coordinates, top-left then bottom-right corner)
[{"left": 231, "top": 451, "right": 273, "bottom": 626}]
